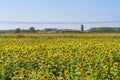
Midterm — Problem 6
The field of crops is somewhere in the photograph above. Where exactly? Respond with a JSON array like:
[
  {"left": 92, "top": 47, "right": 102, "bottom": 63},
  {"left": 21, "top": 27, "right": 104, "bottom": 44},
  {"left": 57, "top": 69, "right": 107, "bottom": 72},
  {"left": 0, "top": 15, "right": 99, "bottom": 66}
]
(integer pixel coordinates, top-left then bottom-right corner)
[{"left": 0, "top": 33, "right": 120, "bottom": 80}]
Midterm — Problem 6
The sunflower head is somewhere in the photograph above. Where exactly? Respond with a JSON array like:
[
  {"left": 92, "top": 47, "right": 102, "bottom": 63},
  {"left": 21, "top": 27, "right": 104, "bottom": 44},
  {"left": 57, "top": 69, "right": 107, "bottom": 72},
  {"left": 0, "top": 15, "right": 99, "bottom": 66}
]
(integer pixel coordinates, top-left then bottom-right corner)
[
  {"left": 79, "top": 62, "right": 85, "bottom": 67},
  {"left": 76, "top": 62, "right": 85, "bottom": 68},
  {"left": 41, "top": 61, "right": 47, "bottom": 65},
  {"left": 57, "top": 77, "right": 64, "bottom": 80},
  {"left": 85, "top": 71, "right": 92, "bottom": 77},
  {"left": 42, "top": 75, "right": 48, "bottom": 80},
  {"left": 103, "top": 65, "right": 109, "bottom": 71},
  {"left": 101, "top": 58, "right": 106, "bottom": 64},
  {"left": 49, "top": 72, "right": 54, "bottom": 77},
  {"left": 13, "top": 71, "right": 20, "bottom": 77},
  {"left": 94, "top": 64, "right": 100, "bottom": 70},
  {"left": 109, "top": 58, "right": 113, "bottom": 63},
  {"left": 21, "top": 68, "right": 27, "bottom": 74},
  {"left": 113, "top": 62, "right": 119, "bottom": 68},
  {"left": 64, "top": 70, "right": 69, "bottom": 76}
]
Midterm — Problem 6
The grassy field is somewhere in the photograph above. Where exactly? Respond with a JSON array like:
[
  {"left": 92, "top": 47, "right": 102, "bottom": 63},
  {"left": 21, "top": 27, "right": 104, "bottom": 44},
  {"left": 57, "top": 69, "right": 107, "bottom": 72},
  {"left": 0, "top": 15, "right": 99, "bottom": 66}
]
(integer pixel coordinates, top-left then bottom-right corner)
[{"left": 0, "top": 33, "right": 120, "bottom": 80}]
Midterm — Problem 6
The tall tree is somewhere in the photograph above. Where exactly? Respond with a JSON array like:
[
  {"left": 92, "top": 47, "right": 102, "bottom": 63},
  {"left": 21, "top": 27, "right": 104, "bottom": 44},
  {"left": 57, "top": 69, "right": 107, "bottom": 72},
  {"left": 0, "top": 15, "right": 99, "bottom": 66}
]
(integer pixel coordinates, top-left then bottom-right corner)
[
  {"left": 29, "top": 26, "right": 35, "bottom": 33},
  {"left": 14, "top": 28, "right": 21, "bottom": 33},
  {"left": 81, "top": 24, "right": 84, "bottom": 32}
]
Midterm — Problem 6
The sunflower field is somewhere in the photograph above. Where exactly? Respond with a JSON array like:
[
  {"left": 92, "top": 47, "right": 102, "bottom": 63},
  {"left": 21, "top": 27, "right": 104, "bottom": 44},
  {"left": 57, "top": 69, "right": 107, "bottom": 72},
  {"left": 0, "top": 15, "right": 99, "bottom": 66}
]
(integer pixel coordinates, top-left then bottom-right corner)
[{"left": 0, "top": 33, "right": 120, "bottom": 80}]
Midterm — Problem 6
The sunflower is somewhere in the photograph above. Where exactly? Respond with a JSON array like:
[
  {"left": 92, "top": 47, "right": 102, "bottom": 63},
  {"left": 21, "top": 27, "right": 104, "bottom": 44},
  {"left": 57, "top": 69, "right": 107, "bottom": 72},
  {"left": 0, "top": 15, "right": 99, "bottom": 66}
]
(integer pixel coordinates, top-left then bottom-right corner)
[
  {"left": 101, "top": 51, "right": 106, "bottom": 55},
  {"left": 49, "top": 72, "right": 54, "bottom": 77},
  {"left": 57, "top": 77, "right": 64, "bottom": 80},
  {"left": 109, "top": 58, "right": 113, "bottom": 63},
  {"left": 87, "top": 57, "right": 93, "bottom": 62},
  {"left": 63, "top": 57, "right": 69, "bottom": 61},
  {"left": 76, "top": 62, "right": 85, "bottom": 67},
  {"left": 113, "top": 62, "right": 119, "bottom": 68},
  {"left": 103, "top": 65, "right": 109, "bottom": 71},
  {"left": 21, "top": 68, "right": 27, "bottom": 74},
  {"left": 41, "top": 61, "right": 47, "bottom": 66},
  {"left": 85, "top": 71, "right": 92, "bottom": 77},
  {"left": 22, "top": 52, "right": 28, "bottom": 57},
  {"left": 11, "top": 77, "right": 15, "bottom": 80},
  {"left": 101, "top": 58, "right": 105, "bottom": 64},
  {"left": 42, "top": 75, "right": 48, "bottom": 80},
  {"left": 110, "top": 50, "right": 116, "bottom": 54},
  {"left": 31, "top": 57, "right": 35, "bottom": 61},
  {"left": 13, "top": 71, "right": 20, "bottom": 77},
  {"left": 64, "top": 70, "right": 69, "bottom": 76},
  {"left": 94, "top": 64, "right": 100, "bottom": 70}
]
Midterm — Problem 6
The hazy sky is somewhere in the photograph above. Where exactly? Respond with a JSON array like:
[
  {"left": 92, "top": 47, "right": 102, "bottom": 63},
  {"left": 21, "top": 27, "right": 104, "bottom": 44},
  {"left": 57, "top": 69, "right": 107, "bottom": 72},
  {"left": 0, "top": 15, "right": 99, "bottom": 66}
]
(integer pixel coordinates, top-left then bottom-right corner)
[{"left": 0, "top": 0, "right": 120, "bottom": 30}]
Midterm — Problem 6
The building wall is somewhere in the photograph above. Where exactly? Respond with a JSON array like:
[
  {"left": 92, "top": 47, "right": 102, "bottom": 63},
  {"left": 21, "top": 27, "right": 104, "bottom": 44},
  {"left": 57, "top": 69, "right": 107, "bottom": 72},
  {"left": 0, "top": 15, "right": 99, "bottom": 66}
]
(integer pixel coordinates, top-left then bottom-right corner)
[{"left": 61, "top": 31, "right": 80, "bottom": 33}]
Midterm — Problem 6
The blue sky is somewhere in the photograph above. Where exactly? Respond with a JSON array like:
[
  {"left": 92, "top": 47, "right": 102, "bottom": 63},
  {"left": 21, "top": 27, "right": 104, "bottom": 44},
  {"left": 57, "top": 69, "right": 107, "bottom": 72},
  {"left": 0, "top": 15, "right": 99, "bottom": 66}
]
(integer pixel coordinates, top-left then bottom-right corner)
[{"left": 0, "top": 0, "right": 120, "bottom": 30}]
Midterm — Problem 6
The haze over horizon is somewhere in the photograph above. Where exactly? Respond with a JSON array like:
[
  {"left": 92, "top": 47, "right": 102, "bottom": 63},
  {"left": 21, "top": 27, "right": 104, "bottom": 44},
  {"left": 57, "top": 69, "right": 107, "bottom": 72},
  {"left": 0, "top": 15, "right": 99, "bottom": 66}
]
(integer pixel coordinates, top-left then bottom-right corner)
[{"left": 0, "top": 0, "right": 120, "bottom": 30}]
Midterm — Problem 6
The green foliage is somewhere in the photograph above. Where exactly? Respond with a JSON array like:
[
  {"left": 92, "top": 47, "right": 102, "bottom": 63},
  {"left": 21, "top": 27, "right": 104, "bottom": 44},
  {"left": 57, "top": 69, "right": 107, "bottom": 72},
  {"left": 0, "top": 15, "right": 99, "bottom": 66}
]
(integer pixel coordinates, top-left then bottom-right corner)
[
  {"left": 0, "top": 34, "right": 120, "bottom": 80},
  {"left": 81, "top": 24, "right": 84, "bottom": 32},
  {"left": 29, "top": 26, "right": 35, "bottom": 33},
  {"left": 14, "top": 28, "right": 21, "bottom": 33},
  {"left": 88, "top": 27, "right": 120, "bottom": 33},
  {"left": 0, "top": 29, "right": 29, "bottom": 33},
  {"left": 0, "top": 30, "right": 14, "bottom": 33}
]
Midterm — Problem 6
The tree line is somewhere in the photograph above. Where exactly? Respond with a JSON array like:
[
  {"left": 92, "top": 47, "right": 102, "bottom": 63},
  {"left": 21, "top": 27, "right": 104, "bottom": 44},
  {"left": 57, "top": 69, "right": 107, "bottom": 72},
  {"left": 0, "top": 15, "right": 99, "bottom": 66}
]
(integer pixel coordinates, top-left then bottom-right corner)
[
  {"left": 0, "top": 27, "right": 38, "bottom": 33},
  {"left": 88, "top": 27, "right": 120, "bottom": 33},
  {"left": 1, "top": 26, "right": 120, "bottom": 33}
]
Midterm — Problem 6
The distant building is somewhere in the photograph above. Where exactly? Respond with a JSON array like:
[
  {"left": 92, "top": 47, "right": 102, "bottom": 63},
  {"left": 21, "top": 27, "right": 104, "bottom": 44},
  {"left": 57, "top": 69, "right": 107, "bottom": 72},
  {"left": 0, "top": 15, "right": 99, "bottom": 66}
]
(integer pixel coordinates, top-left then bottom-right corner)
[
  {"left": 37, "top": 29, "right": 81, "bottom": 34},
  {"left": 47, "top": 31, "right": 57, "bottom": 33},
  {"left": 61, "top": 29, "right": 81, "bottom": 33},
  {"left": 37, "top": 30, "right": 47, "bottom": 33}
]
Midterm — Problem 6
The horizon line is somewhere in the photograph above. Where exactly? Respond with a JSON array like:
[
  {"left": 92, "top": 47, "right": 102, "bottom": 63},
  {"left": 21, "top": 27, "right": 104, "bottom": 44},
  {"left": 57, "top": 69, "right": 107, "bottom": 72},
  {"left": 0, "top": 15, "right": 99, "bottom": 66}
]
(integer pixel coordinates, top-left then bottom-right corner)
[{"left": 0, "top": 21, "right": 120, "bottom": 24}]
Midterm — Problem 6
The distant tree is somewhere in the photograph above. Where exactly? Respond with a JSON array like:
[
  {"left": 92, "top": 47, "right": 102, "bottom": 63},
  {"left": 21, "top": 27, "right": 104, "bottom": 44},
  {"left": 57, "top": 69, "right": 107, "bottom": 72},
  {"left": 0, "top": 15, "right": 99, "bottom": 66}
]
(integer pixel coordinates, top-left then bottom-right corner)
[
  {"left": 88, "top": 27, "right": 120, "bottom": 33},
  {"left": 14, "top": 28, "right": 21, "bottom": 33},
  {"left": 21, "top": 30, "right": 29, "bottom": 33},
  {"left": 29, "top": 26, "right": 35, "bottom": 33},
  {"left": 81, "top": 24, "right": 84, "bottom": 32}
]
